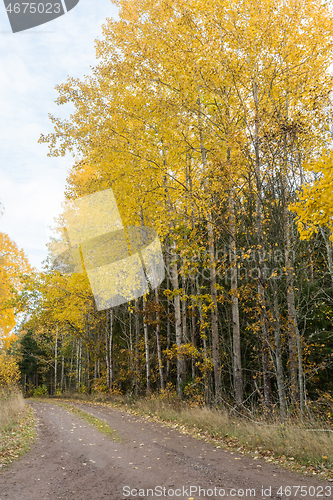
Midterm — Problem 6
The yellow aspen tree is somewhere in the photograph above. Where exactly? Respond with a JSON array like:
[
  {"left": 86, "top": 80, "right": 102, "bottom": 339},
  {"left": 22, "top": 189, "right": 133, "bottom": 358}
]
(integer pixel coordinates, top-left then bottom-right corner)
[
  {"left": 0, "top": 233, "right": 31, "bottom": 346},
  {"left": 39, "top": 0, "right": 333, "bottom": 408}
]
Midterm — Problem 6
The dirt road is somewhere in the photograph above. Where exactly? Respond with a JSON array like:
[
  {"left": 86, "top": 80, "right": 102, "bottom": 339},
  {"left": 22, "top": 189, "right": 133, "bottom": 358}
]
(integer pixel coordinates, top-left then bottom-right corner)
[{"left": 0, "top": 401, "right": 331, "bottom": 499}]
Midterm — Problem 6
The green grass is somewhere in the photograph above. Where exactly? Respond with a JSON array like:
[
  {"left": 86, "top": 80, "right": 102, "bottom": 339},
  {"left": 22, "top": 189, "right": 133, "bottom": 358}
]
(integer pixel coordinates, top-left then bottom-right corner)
[{"left": 52, "top": 401, "right": 121, "bottom": 442}]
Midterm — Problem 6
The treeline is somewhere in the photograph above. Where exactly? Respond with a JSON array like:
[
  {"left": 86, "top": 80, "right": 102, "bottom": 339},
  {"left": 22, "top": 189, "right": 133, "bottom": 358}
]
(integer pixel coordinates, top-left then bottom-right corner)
[{"left": 15, "top": 0, "right": 333, "bottom": 420}]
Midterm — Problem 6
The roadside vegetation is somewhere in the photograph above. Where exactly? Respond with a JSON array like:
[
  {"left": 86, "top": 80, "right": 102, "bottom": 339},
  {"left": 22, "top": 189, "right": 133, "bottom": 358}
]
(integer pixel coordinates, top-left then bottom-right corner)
[
  {"left": 0, "top": 389, "right": 25, "bottom": 430},
  {"left": 0, "top": 389, "right": 35, "bottom": 469},
  {"left": 46, "top": 391, "right": 333, "bottom": 480},
  {"left": 0, "top": 215, "right": 36, "bottom": 468}
]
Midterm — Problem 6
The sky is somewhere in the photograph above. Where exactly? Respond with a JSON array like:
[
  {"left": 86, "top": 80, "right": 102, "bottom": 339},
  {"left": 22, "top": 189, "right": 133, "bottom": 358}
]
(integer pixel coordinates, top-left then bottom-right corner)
[{"left": 0, "top": 0, "right": 119, "bottom": 270}]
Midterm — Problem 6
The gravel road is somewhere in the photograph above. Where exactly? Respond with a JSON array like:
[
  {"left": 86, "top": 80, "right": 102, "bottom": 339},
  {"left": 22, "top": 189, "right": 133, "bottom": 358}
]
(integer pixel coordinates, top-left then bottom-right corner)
[{"left": 0, "top": 401, "right": 331, "bottom": 500}]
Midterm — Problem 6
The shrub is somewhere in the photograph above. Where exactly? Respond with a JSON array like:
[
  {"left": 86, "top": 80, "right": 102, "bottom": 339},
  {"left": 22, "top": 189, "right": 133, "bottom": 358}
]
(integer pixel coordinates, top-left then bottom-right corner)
[
  {"left": 0, "top": 353, "right": 20, "bottom": 388},
  {"left": 33, "top": 385, "right": 48, "bottom": 397}
]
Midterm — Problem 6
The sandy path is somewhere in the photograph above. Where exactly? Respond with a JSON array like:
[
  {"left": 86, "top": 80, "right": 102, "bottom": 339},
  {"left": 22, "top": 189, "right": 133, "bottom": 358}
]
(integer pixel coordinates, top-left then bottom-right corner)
[{"left": 0, "top": 400, "right": 331, "bottom": 500}]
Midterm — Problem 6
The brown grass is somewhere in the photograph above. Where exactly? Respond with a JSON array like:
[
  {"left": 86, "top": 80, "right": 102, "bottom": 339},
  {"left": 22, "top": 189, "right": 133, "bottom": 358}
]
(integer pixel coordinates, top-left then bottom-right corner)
[
  {"left": 54, "top": 390, "right": 333, "bottom": 478},
  {"left": 0, "top": 388, "right": 26, "bottom": 432},
  {"left": 122, "top": 398, "right": 333, "bottom": 466},
  {"left": 0, "top": 388, "right": 35, "bottom": 468}
]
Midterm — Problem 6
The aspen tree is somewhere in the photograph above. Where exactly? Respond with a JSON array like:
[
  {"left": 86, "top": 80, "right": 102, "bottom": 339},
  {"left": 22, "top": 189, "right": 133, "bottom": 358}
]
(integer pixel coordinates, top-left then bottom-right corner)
[
  {"left": 0, "top": 233, "right": 31, "bottom": 345},
  {"left": 38, "top": 0, "right": 333, "bottom": 406}
]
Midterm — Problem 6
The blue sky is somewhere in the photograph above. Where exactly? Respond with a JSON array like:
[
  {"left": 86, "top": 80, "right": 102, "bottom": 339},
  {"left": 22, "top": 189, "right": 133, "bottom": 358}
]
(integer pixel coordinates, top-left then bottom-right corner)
[{"left": 0, "top": 0, "right": 119, "bottom": 269}]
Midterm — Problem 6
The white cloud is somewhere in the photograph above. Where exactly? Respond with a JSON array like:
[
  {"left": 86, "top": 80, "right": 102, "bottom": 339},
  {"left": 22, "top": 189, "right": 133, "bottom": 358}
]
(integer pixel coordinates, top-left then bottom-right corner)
[{"left": 0, "top": 0, "right": 119, "bottom": 269}]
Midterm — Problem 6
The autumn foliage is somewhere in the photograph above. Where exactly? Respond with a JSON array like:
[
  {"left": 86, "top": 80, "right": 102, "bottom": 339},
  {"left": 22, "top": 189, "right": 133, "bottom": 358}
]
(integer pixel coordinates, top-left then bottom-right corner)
[{"left": 7, "top": 0, "right": 333, "bottom": 419}]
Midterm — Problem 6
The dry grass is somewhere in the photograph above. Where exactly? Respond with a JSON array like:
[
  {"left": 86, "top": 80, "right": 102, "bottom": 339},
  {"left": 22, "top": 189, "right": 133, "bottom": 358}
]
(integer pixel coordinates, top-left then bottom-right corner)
[
  {"left": 0, "top": 388, "right": 35, "bottom": 468},
  {"left": 55, "top": 391, "right": 333, "bottom": 478},
  {"left": 133, "top": 399, "right": 333, "bottom": 478},
  {"left": 0, "top": 388, "right": 26, "bottom": 432},
  {"left": 123, "top": 398, "right": 333, "bottom": 465}
]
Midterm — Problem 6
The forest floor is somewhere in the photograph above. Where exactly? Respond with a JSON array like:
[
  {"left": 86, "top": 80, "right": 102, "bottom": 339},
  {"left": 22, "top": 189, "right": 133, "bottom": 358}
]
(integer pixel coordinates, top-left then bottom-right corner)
[{"left": 0, "top": 400, "right": 332, "bottom": 499}]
